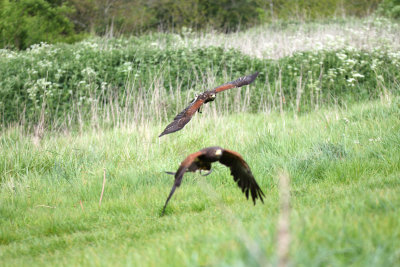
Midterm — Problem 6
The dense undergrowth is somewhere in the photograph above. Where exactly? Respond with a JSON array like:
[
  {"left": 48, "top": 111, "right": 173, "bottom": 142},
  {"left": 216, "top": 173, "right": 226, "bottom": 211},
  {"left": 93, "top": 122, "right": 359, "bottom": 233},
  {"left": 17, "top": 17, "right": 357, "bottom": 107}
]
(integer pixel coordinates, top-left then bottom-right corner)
[
  {"left": 1, "top": 0, "right": 385, "bottom": 49},
  {"left": 1, "top": 33, "right": 399, "bottom": 129}
]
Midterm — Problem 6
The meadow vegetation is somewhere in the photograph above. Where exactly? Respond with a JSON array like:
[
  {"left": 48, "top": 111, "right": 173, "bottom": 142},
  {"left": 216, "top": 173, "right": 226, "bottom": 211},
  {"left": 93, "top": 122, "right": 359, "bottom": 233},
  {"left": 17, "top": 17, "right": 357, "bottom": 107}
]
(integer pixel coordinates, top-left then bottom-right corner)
[
  {"left": 1, "top": 17, "right": 400, "bottom": 266},
  {"left": 1, "top": 18, "right": 400, "bottom": 129},
  {"left": 0, "top": 0, "right": 385, "bottom": 49},
  {"left": 1, "top": 99, "right": 399, "bottom": 266}
]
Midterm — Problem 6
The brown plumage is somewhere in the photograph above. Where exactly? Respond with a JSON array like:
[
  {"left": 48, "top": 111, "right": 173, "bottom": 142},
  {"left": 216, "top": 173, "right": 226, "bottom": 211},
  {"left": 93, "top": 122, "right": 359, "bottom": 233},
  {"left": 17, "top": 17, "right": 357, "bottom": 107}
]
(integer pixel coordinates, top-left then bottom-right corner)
[
  {"left": 159, "top": 72, "right": 259, "bottom": 137},
  {"left": 161, "top": 146, "right": 265, "bottom": 215}
]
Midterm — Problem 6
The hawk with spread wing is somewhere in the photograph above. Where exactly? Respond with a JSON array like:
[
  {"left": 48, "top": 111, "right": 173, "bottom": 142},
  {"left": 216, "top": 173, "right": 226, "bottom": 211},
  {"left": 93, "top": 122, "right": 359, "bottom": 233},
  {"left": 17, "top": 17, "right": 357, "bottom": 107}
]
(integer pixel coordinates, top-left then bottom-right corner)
[
  {"left": 161, "top": 146, "right": 265, "bottom": 215},
  {"left": 159, "top": 72, "right": 259, "bottom": 137}
]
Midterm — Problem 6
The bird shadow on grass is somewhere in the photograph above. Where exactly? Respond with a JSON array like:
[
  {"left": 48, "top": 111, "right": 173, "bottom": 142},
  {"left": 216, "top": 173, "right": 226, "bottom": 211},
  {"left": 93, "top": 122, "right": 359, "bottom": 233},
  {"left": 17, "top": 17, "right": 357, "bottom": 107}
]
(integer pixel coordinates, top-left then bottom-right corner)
[{"left": 158, "top": 200, "right": 209, "bottom": 217}]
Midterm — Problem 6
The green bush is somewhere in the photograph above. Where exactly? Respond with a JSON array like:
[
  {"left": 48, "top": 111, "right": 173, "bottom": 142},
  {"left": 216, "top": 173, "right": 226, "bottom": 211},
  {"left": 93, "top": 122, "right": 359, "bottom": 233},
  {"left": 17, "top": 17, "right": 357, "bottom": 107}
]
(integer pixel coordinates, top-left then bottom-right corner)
[
  {"left": 0, "top": 0, "right": 386, "bottom": 49},
  {"left": 0, "top": 0, "right": 82, "bottom": 49},
  {"left": 1, "top": 36, "right": 399, "bottom": 128},
  {"left": 66, "top": 0, "right": 383, "bottom": 37},
  {"left": 377, "top": 0, "right": 400, "bottom": 19}
]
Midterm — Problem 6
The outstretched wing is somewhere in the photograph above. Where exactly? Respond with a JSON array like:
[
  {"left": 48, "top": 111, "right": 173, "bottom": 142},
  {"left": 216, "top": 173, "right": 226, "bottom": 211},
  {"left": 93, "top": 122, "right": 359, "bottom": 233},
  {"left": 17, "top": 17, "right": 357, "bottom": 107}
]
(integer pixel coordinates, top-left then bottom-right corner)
[
  {"left": 159, "top": 96, "right": 206, "bottom": 137},
  {"left": 212, "top": 72, "right": 259, "bottom": 94},
  {"left": 218, "top": 149, "right": 265, "bottom": 204},
  {"left": 159, "top": 72, "right": 258, "bottom": 137},
  {"left": 161, "top": 150, "right": 205, "bottom": 215}
]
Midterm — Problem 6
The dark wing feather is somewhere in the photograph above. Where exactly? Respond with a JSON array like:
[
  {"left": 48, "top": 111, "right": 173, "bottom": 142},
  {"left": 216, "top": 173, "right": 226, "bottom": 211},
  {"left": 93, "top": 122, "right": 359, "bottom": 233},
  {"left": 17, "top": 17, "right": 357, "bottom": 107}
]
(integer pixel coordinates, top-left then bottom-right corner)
[
  {"left": 161, "top": 151, "right": 205, "bottom": 215},
  {"left": 219, "top": 149, "right": 265, "bottom": 204},
  {"left": 159, "top": 72, "right": 258, "bottom": 137},
  {"left": 212, "top": 72, "right": 259, "bottom": 94},
  {"left": 159, "top": 96, "right": 205, "bottom": 137}
]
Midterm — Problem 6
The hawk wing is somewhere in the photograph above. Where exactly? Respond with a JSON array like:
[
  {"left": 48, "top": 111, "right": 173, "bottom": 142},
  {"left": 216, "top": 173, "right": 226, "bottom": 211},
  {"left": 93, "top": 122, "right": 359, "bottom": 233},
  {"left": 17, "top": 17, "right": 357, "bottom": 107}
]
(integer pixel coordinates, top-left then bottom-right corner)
[
  {"left": 212, "top": 72, "right": 259, "bottom": 94},
  {"left": 159, "top": 96, "right": 206, "bottom": 137},
  {"left": 159, "top": 72, "right": 259, "bottom": 137},
  {"left": 161, "top": 150, "right": 205, "bottom": 215},
  {"left": 219, "top": 149, "right": 265, "bottom": 204}
]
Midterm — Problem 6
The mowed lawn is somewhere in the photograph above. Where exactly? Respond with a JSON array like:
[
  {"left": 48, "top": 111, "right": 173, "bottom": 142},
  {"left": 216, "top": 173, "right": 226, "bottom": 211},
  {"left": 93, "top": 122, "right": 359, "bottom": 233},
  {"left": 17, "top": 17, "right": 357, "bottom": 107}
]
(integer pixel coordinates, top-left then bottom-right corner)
[{"left": 1, "top": 99, "right": 400, "bottom": 266}]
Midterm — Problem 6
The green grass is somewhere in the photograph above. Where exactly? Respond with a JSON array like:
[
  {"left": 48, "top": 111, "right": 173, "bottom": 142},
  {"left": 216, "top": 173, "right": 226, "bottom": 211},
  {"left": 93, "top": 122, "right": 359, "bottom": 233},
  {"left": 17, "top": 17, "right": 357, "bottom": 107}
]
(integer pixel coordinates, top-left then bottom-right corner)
[{"left": 1, "top": 98, "right": 400, "bottom": 266}]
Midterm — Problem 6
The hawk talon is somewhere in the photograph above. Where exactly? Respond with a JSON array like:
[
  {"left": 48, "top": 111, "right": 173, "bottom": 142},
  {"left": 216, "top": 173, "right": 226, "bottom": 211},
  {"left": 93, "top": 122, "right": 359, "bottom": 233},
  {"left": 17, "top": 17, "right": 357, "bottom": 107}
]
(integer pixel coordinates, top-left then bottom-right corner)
[
  {"left": 161, "top": 146, "right": 265, "bottom": 215},
  {"left": 199, "top": 169, "right": 212, "bottom": 176}
]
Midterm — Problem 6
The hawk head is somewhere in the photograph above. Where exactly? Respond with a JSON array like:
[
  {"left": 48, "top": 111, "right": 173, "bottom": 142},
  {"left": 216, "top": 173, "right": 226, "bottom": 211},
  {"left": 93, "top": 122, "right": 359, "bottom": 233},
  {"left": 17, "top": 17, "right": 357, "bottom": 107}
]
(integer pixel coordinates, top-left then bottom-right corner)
[{"left": 203, "top": 92, "right": 216, "bottom": 104}]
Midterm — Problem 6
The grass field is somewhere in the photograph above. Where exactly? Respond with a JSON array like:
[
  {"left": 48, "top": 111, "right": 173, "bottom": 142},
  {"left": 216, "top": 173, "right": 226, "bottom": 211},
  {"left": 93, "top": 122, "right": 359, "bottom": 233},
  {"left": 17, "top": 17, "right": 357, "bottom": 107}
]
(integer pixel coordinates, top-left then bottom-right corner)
[
  {"left": 1, "top": 97, "right": 400, "bottom": 266},
  {"left": 1, "top": 17, "right": 400, "bottom": 266}
]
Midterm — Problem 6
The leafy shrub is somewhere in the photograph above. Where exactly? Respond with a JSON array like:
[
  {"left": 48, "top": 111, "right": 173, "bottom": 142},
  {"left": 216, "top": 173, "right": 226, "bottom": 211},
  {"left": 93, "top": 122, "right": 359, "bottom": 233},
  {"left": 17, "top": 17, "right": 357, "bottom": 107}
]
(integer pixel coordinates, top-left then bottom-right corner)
[
  {"left": 0, "top": 37, "right": 399, "bottom": 128},
  {"left": 0, "top": 0, "right": 386, "bottom": 49},
  {"left": 377, "top": 0, "right": 400, "bottom": 19},
  {"left": 68, "top": 0, "right": 382, "bottom": 35},
  {"left": 0, "top": 0, "right": 83, "bottom": 49}
]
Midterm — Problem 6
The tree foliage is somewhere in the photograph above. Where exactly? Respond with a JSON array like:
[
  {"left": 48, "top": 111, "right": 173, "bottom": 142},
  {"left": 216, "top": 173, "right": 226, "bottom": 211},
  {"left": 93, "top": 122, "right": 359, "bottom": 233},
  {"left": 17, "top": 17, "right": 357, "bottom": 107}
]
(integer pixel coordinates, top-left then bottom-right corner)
[
  {"left": 0, "top": 0, "right": 385, "bottom": 49},
  {"left": 377, "top": 0, "right": 400, "bottom": 19},
  {"left": 0, "top": 0, "right": 82, "bottom": 49}
]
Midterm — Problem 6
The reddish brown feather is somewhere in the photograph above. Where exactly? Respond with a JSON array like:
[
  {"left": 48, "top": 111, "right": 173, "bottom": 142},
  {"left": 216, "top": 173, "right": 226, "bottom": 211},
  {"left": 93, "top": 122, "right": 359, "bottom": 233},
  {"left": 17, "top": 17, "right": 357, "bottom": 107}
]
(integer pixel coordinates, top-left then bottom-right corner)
[
  {"left": 161, "top": 150, "right": 205, "bottom": 215},
  {"left": 176, "top": 151, "right": 204, "bottom": 177},
  {"left": 158, "top": 98, "right": 205, "bottom": 137},
  {"left": 162, "top": 146, "right": 264, "bottom": 215},
  {"left": 159, "top": 72, "right": 259, "bottom": 137},
  {"left": 185, "top": 98, "right": 206, "bottom": 117},
  {"left": 213, "top": 83, "right": 236, "bottom": 93},
  {"left": 222, "top": 149, "right": 247, "bottom": 164},
  {"left": 212, "top": 72, "right": 259, "bottom": 93}
]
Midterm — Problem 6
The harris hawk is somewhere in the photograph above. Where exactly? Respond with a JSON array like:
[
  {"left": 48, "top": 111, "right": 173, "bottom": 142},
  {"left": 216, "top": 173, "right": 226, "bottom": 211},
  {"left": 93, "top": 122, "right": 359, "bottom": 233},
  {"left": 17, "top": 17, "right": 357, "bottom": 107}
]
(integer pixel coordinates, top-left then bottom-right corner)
[
  {"left": 162, "top": 146, "right": 264, "bottom": 215},
  {"left": 159, "top": 72, "right": 259, "bottom": 137}
]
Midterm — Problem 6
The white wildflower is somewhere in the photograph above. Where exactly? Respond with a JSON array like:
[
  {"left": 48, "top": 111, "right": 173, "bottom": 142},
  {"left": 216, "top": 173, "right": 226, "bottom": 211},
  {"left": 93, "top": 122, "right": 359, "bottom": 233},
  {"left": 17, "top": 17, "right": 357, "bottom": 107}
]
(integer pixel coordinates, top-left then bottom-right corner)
[
  {"left": 336, "top": 52, "right": 347, "bottom": 61},
  {"left": 81, "top": 67, "right": 96, "bottom": 77},
  {"left": 352, "top": 73, "right": 364, "bottom": 78}
]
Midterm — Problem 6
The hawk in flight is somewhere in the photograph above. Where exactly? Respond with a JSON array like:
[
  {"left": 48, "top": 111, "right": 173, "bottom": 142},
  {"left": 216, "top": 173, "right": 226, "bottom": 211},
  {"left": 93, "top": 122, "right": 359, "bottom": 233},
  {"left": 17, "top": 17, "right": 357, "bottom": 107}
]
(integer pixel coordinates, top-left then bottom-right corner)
[
  {"left": 159, "top": 72, "right": 259, "bottom": 137},
  {"left": 162, "top": 146, "right": 265, "bottom": 215}
]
